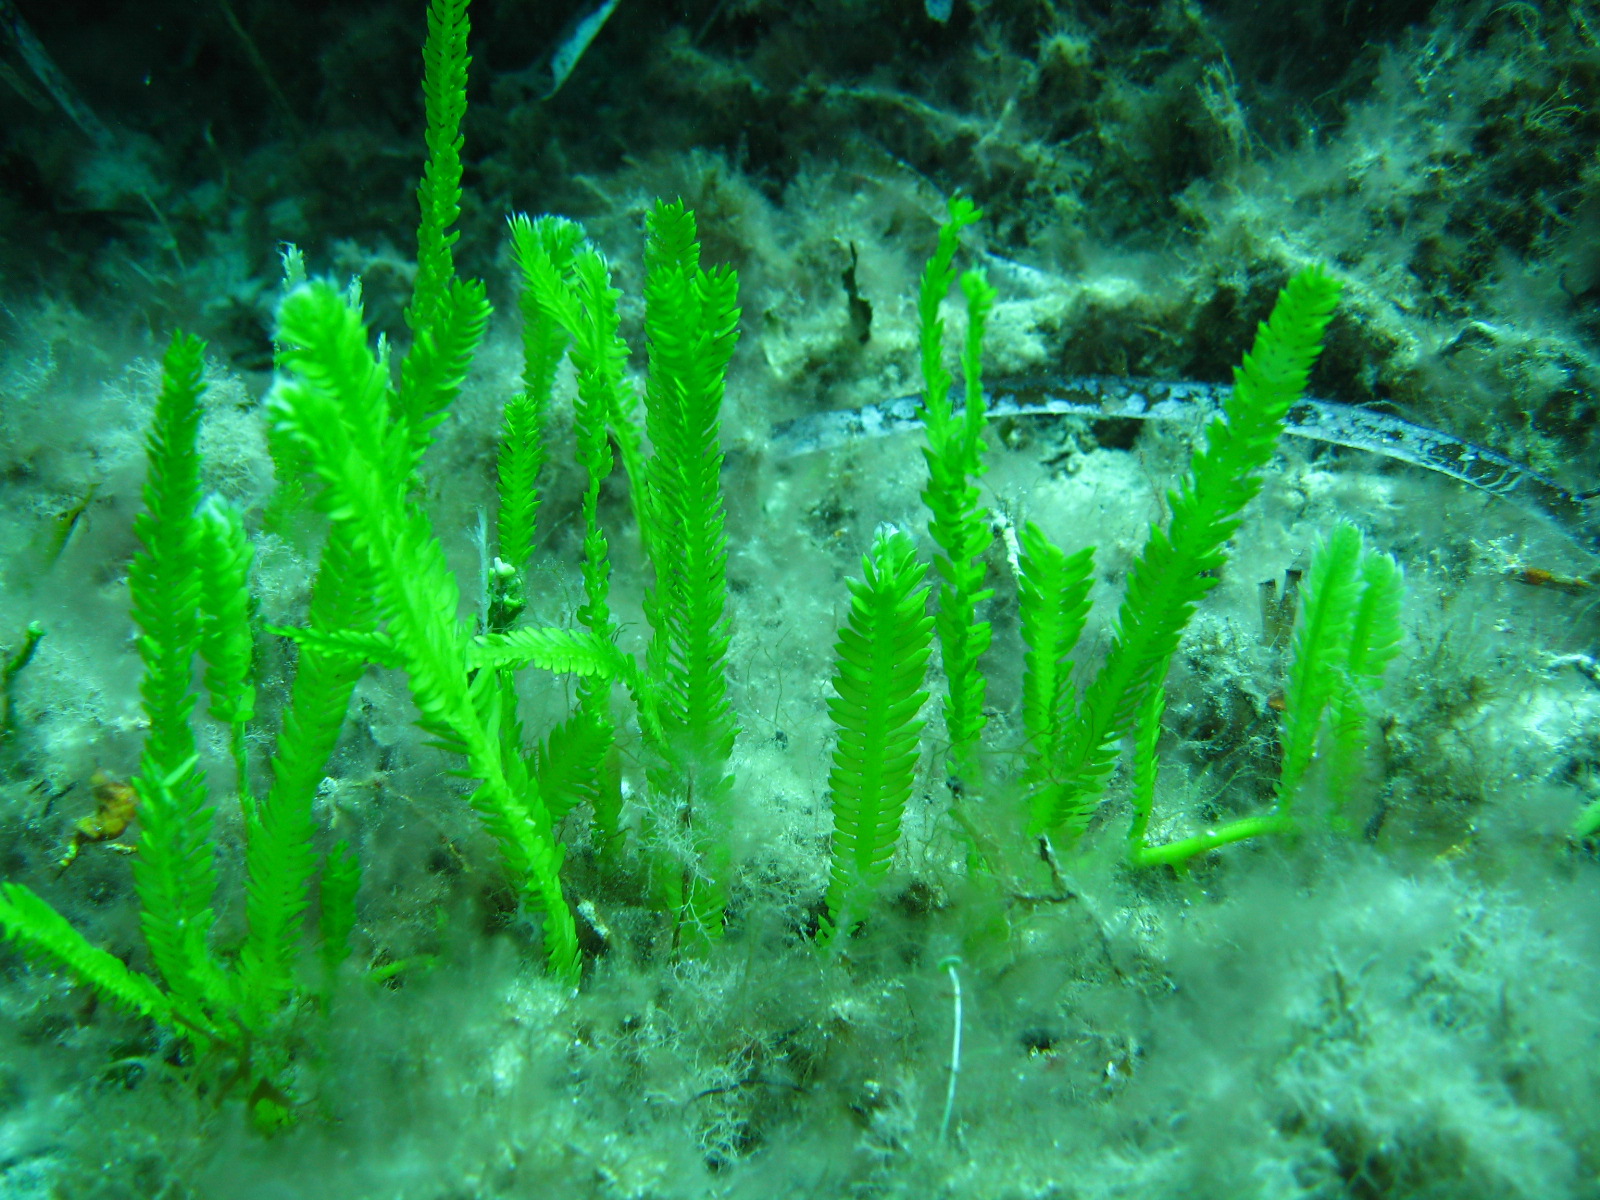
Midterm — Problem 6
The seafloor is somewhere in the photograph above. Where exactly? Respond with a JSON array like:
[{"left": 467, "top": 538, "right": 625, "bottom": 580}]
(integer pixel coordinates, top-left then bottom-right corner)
[{"left": 0, "top": 1, "right": 1597, "bottom": 1197}]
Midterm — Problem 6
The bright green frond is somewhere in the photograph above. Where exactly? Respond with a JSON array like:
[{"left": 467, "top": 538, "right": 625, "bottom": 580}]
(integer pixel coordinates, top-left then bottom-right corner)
[
  {"left": 642, "top": 199, "right": 740, "bottom": 771},
  {"left": 197, "top": 497, "right": 256, "bottom": 730},
  {"left": 0, "top": 883, "right": 174, "bottom": 1024},
  {"left": 821, "top": 529, "right": 933, "bottom": 945},
  {"left": 638, "top": 199, "right": 741, "bottom": 936},
  {"left": 269, "top": 624, "right": 403, "bottom": 670},
  {"left": 197, "top": 496, "right": 257, "bottom": 824},
  {"left": 500, "top": 215, "right": 587, "bottom": 571},
  {"left": 532, "top": 708, "right": 615, "bottom": 821},
  {"left": 1018, "top": 521, "right": 1095, "bottom": 767},
  {"left": 128, "top": 331, "right": 220, "bottom": 1011},
  {"left": 1277, "top": 522, "right": 1364, "bottom": 811},
  {"left": 397, "top": 276, "right": 492, "bottom": 470},
  {"left": 1127, "top": 683, "right": 1166, "bottom": 855},
  {"left": 509, "top": 214, "right": 584, "bottom": 398},
  {"left": 407, "top": 0, "right": 471, "bottom": 334},
  {"left": 1347, "top": 550, "right": 1406, "bottom": 687},
  {"left": 242, "top": 476, "right": 376, "bottom": 1018},
  {"left": 509, "top": 213, "right": 649, "bottom": 551},
  {"left": 271, "top": 280, "right": 579, "bottom": 982},
  {"left": 469, "top": 626, "right": 626, "bottom": 677},
  {"left": 916, "top": 196, "right": 982, "bottom": 427},
  {"left": 915, "top": 203, "right": 994, "bottom": 789},
  {"left": 318, "top": 841, "right": 361, "bottom": 996},
  {"left": 1032, "top": 265, "right": 1341, "bottom": 838},
  {"left": 129, "top": 332, "right": 206, "bottom": 781},
  {"left": 497, "top": 391, "right": 543, "bottom": 574},
  {"left": 645, "top": 197, "right": 700, "bottom": 281},
  {"left": 1326, "top": 533, "right": 1406, "bottom": 823}
]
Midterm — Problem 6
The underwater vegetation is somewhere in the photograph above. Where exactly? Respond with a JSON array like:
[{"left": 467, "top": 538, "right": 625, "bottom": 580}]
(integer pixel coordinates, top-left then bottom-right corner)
[{"left": 0, "top": 1, "right": 1596, "bottom": 1198}]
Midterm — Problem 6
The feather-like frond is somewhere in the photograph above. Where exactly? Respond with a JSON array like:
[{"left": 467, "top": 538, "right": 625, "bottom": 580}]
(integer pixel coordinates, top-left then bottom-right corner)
[
  {"left": 469, "top": 626, "right": 626, "bottom": 677},
  {"left": 198, "top": 496, "right": 257, "bottom": 823},
  {"left": 1326, "top": 530, "right": 1407, "bottom": 821},
  {"left": 317, "top": 840, "right": 361, "bottom": 996},
  {"left": 128, "top": 332, "right": 222, "bottom": 1012},
  {"left": 531, "top": 708, "right": 615, "bottom": 821},
  {"left": 1277, "top": 522, "right": 1364, "bottom": 809},
  {"left": 821, "top": 529, "right": 933, "bottom": 945},
  {"left": 0, "top": 883, "right": 174, "bottom": 1024},
  {"left": 643, "top": 200, "right": 740, "bottom": 772},
  {"left": 1032, "top": 265, "right": 1342, "bottom": 838},
  {"left": 916, "top": 201, "right": 993, "bottom": 778},
  {"left": 268, "top": 625, "right": 403, "bottom": 669},
  {"left": 397, "top": 276, "right": 492, "bottom": 470},
  {"left": 498, "top": 216, "right": 587, "bottom": 572},
  {"left": 271, "top": 280, "right": 579, "bottom": 981},
  {"left": 197, "top": 497, "right": 256, "bottom": 730},
  {"left": 496, "top": 391, "right": 543, "bottom": 575},
  {"left": 239, "top": 531, "right": 375, "bottom": 1018},
  {"left": 634, "top": 200, "right": 742, "bottom": 934},
  {"left": 1017, "top": 521, "right": 1095, "bottom": 771},
  {"left": 406, "top": 0, "right": 470, "bottom": 335}
]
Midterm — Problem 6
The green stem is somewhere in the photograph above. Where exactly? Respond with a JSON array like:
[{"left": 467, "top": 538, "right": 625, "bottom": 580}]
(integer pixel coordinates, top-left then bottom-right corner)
[{"left": 1130, "top": 811, "right": 1293, "bottom": 870}]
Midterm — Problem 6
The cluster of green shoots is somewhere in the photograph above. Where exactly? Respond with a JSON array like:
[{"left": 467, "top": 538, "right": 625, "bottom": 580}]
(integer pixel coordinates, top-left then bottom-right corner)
[{"left": 0, "top": 0, "right": 1403, "bottom": 1130}]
